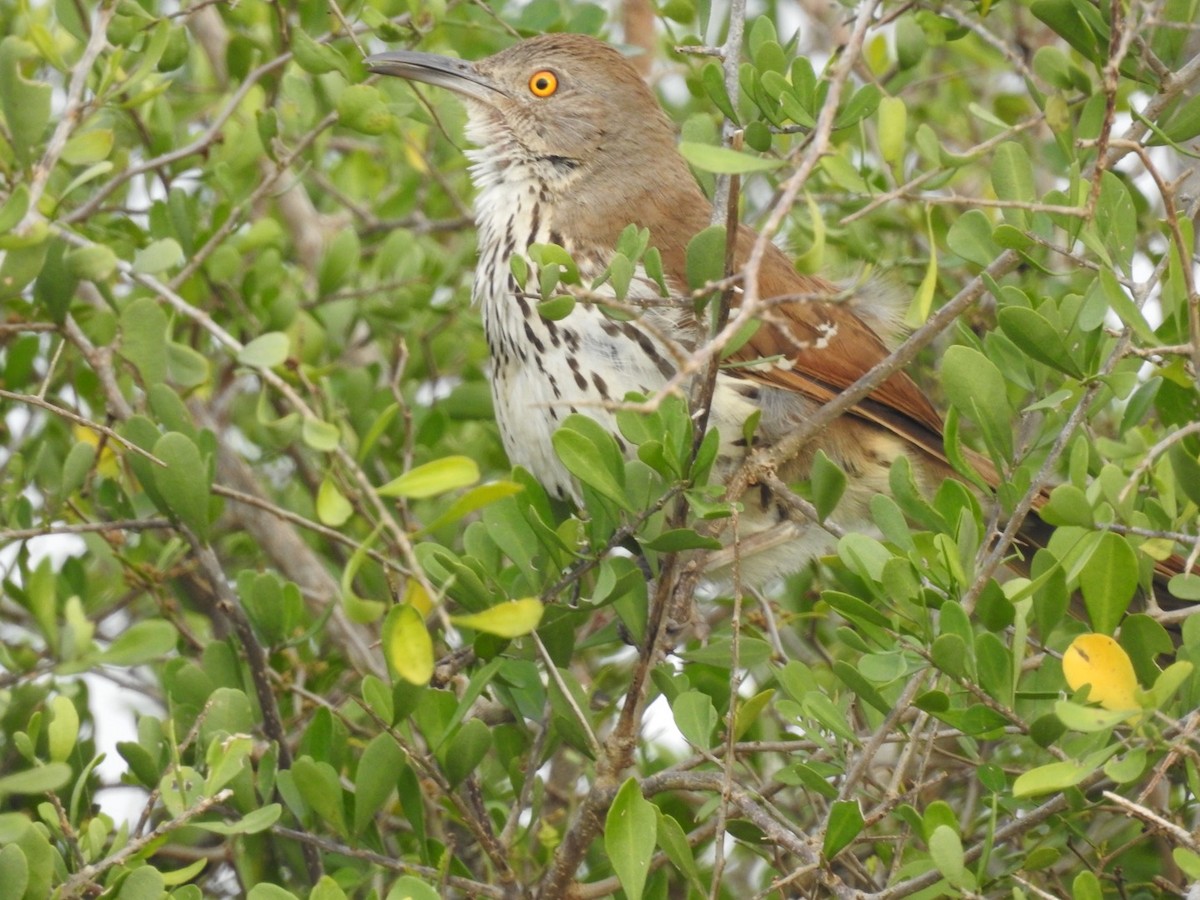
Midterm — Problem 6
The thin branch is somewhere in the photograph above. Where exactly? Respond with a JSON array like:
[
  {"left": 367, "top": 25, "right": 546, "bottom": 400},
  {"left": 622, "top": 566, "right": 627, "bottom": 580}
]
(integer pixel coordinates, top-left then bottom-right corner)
[
  {"left": 0, "top": 518, "right": 172, "bottom": 543},
  {"left": 1102, "top": 790, "right": 1200, "bottom": 853},
  {"left": 271, "top": 827, "right": 508, "bottom": 898},
  {"left": 59, "top": 790, "right": 234, "bottom": 898},
  {"left": 16, "top": 0, "right": 118, "bottom": 238}
]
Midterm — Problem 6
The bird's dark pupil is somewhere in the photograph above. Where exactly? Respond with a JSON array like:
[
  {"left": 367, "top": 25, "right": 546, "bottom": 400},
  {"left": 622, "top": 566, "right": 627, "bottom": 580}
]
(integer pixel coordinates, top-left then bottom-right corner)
[{"left": 537, "top": 78, "right": 548, "bottom": 90}]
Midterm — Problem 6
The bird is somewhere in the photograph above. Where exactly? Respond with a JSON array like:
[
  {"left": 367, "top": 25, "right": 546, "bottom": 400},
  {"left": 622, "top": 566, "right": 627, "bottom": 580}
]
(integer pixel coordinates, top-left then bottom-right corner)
[{"left": 364, "top": 33, "right": 1183, "bottom": 599}]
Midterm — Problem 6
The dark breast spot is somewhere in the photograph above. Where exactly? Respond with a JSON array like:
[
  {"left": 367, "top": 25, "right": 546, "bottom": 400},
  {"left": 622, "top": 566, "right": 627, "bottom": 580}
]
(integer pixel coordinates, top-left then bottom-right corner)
[
  {"left": 567, "top": 355, "right": 587, "bottom": 391},
  {"left": 523, "top": 321, "right": 546, "bottom": 355},
  {"left": 622, "top": 322, "right": 674, "bottom": 379}
]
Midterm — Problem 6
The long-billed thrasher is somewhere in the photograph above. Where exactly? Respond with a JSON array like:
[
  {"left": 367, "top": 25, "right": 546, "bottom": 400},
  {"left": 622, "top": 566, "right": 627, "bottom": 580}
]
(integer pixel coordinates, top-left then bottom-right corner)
[{"left": 366, "top": 33, "right": 1182, "bottom": 597}]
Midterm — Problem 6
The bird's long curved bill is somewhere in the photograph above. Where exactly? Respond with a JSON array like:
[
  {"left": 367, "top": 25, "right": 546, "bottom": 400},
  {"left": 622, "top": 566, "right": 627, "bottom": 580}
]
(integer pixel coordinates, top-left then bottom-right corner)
[{"left": 365, "top": 50, "right": 505, "bottom": 104}]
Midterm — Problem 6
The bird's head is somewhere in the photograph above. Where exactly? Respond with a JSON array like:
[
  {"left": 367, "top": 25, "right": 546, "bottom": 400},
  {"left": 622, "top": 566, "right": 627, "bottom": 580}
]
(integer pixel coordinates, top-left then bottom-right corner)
[{"left": 367, "top": 34, "right": 683, "bottom": 192}]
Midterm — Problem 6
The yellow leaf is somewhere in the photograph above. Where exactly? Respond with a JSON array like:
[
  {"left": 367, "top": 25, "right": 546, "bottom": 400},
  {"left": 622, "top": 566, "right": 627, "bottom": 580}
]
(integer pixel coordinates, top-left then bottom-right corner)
[
  {"left": 1062, "top": 634, "right": 1138, "bottom": 712},
  {"left": 451, "top": 598, "right": 544, "bottom": 639},
  {"left": 378, "top": 455, "right": 480, "bottom": 499},
  {"left": 403, "top": 137, "right": 430, "bottom": 175},
  {"left": 72, "top": 425, "right": 119, "bottom": 477},
  {"left": 316, "top": 475, "right": 353, "bottom": 527},
  {"left": 403, "top": 578, "right": 433, "bottom": 617},
  {"left": 383, "top": 604, "right": 433, "bottom": 685}
]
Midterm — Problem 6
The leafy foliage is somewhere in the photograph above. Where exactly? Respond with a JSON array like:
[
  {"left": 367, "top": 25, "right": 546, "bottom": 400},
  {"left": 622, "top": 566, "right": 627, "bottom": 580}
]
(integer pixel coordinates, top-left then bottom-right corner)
[{"left": 2, "top": 0, "right": 1200, "bottom": 897}]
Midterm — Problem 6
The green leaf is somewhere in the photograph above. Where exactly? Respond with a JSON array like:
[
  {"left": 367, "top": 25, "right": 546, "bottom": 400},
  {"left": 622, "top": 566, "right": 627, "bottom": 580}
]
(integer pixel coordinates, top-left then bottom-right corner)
[
  {"left": 823, "top": 800, "right": 864, "bottom": 859},
  {"left": 167, "top": 341, "right": 210, "bottom": 387},
  {"left": 361, "top": 675, "right": 394, "bottom": 724},
  {"left": 1170, "top": 573, "right": 1200, "bottom": 601},
  {"left": 205, "top": 735, "right": 254, "bottom": 793},
  {"left": 537, "top": 294, "right": 575, "bottom": 320},
  {"left": 811, "top": 450, "right": 847, "bottom": 521},
  {"left": 318, "top": 228, "right": 361, "bottom": 296},
  {"left": 733, "top": 688, "right": 775, "bottom": 741},
  {"left": 237, "top": 332, "right": 290, "bottom": 369},
  {"left": 946, "top": 209, "right": 999, "bottom": 268},
  {"left": 292, "top": 756, "right": 348, "bottom": 837},
  {"left": 201, "top": 688, "right": 255, "bottom": 740},
  {"left": 878, "top": 95, "right": 907, "bottom": 166},
  {"left": 1103, "top": 748, "right": 1147, "bottom": 784},
  {"left": 1079, "top": 532, "right": 1138, "bottom": 634},
  {"left": 378, "top": 455, "right": 481, "bottom": 499},
  {"left": 1160, "top": 92, "right": 1200, "bottom": 142},
  {"left": 1012, "top": 746, "right": 1118, "bottom": 797},
  {"left": 291, "top": 29, "right": 350, "bottom": 78},
  {"left": 65, "top": 243, "right": 118, "bottom": 281},
  {"left": 241, "top": 868, "right": 300, "bottom": 897},
  {"left": 1169, "top": 442, "right": 1200, "bottom": 507},
  {"left": 384, "top": 877, "right": 440, "bottom": 900},
  {"left": 383, "top": 604, "right": 434, "bottom": 685},
  {"left": 1055, "top": 700, "right": 1135, "bottom": 732},
  {"left": 685, "top": 224, "right": 728, "bottom": 292},
  {"left": 0, "top": 37, "right": 52, "bottom": 165},
  {"left": 153, "top": 431, "right": 212, "bottom": 538},
  {"left": 1144, "top": 660, "right": 1194, "bottom": 709},
  {"left": 195, "top": 803, "right": 281, "bottom": 835},
  {"left": 443, "top": 718, "right": 492, "bottom": 787},
  {"left": 929, "top": 825, "right": 967, "bottom": 888},
  {"left": 63, "top": 128, "right": 114, "bottom": 165},
  {"left": 992, "top": 223, "right": 1035, "bottom": 251},
  {"left": 353, "top": 734, "right": 403, "bottom": 834},
  {"left": 528, "top": 243, "right": 580, "bottom": 284},
  {"left": 641, "top": 528, "right": 722, "bottom": 552},
  {"left": 302, "top": 417, "right": 341, "bottom": 452},
  {"left": 0, "top": 183, "right": 30, "bottom": 232},
  {"left": 1097, "top": 269, "right": 1156, "bottom": 342},
  {"left": 823, "top": 591, "right": 892, "bottom": 629},
  {"left": 0, "top": 226, "right": 47, "bottom": 291},
  {"left": 931, "top": 633, "right": 972, "bottom": 679},
  {"left": 115, "top": 865, "right": 164, "bottom": 900},
  {"left": 451, "top": 598, "right": 543, "bottom": 638},
  {"left": 0, "top": 763, "right": 72, "bottom": 798},
  {"left": 701, "top": 62, "right": 739, "bottom": 124},
  {"left": 990, "top": 142, "right": 1036, "bottom": 227},
  {"left": 605, "top": 778, "right": 656, "bottom": 900},
  {"left": 47, "top": 695, "right": 79, "bottom": 764},
  {"left": 1120, "top": 614, "right": 1174, "bottom": 685},
  {"left": 132, "top": 238, "right": 183, "bottom": 274},
  {"left": 672, "top": 691, "right": 718, "bottom": 749},
  {"left": 1032, "top": 0, "right": 1103, "bottom": 62},
  {"left": 1013, "top": 760, "right": 1091, "bottom": 798},
  {"left": 336, "top": 83, "right": 390, "bottom": 135},
  {"left": 940, "top": 345, "right": 1013, "bottom": 459},
  {"left": 996, "top": 306, "right": 1084, "bottom": 378},
  {"left": 679, "top": 141, "right": 782, "bottom": 174},
  {"left": 316, "top": 476, "right": 353, "bottom": 527},
  {"left": 120, "top": 296, "right": 168, "bottom": 386},
  {"left": 1174, "top": 848, "right": 1200, "bottom": 881},
  {"left": 1073, "top": 870, "right": 1104, "bottom": 900},
  {"left": 420, "top": 481, "right": 524, "bottom": 534},
  {"left": 0, "top": 844, "right": 28, "bottom": 900},
  {"left": 552, "top": 417, "right": 629, "bottom": 510},
  {"left": 1040, "top": 484, "right": 1094, "bottom": 527},
  {"left": 247, "top": 883, "right": 301, "bottom": 900},
  {"left": 310, "top": 876, "right": 349, "bottom": 900},
  {"left": 835, "top": 84, "right": 881, "bottom": 129},
  {"left": 801, "top": 692, "right": 859, "bottom": 744},
  {"left": 656, "top": 811, "right": 706, "bottom": 895}
]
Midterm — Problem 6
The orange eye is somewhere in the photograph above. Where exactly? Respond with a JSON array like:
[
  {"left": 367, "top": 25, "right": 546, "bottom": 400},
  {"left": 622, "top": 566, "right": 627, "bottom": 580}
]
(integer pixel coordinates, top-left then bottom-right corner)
[{"left": 529, "top": 70, "right": 558, "bottom": 98}]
